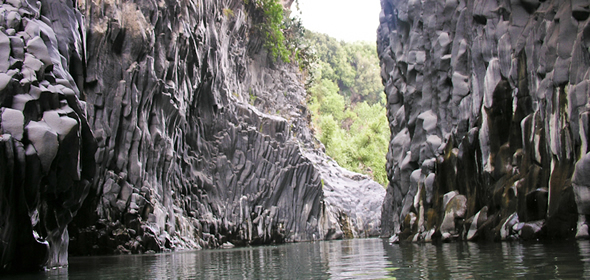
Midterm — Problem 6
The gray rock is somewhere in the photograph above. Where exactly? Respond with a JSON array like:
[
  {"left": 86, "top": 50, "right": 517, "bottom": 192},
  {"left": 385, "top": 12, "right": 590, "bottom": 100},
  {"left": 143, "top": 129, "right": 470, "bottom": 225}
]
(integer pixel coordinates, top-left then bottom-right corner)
[
  {"left": 0, "top": 31, "right": 10, "bottom": 72},
  {"left": 379, "top": 0, "right": 583, "bottom": 242},
  {"left": 466, "top": 206, "right": 488, "bottom": 241},
  {"left": 25, "top": 36, "right": 51, "bottom": 66},
  {"left": 500, "top": 213, "right": 520, "bottom": 240},
  {"left": 1, "top": 108, "right": 23, "bottom": 140},
  {"left": 25, "top": 120, "right": 58, "bottom": 173},
  {"left": 440, "top": 194, "right": 467, "bottom": 240},
  {"left": 305, "top": 150, "right": 385, "bottom": 239},
  {"left": 0, "top": 0, "right": 96, "bottom": 273},
  {"left": 574, "top": 152, "right": 590, "bottom": 238},
  {"left": 520, "top": 220, "right": 545, "bottom": 240},
  {"left": 64, "top": 0, "right": 385, "bottom": 262}
]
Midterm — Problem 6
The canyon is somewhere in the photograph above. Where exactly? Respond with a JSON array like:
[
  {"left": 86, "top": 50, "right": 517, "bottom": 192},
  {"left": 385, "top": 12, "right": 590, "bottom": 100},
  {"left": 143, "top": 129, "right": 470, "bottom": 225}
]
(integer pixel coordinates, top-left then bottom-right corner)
[
  {"left": 0, "top": 0, "right": 384, "bottom": 272},
  {"left": 4, "top": 0, "right": 590, "bottom": 274}
]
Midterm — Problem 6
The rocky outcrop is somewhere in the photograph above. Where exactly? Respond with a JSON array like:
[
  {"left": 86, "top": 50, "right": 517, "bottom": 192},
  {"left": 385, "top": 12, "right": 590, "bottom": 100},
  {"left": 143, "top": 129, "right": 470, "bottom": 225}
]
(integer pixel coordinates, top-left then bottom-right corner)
[
  {"left": 0, "top": 0, "right": 96, "bottom": 272},
  {"left": 0, "top": 0, "right": 384, "bottom": 273},
  {"left": 67, "top": 0, "right": 384, "bottom": 257},
  {"left": 379, "top": 0, "right": 590, "bottom": 242},
  {"left": 0, "top": 0, "right": 385, "bottom": 273},
  {"left": 305, "top": 150, "right": 385, "bottom": 239}
]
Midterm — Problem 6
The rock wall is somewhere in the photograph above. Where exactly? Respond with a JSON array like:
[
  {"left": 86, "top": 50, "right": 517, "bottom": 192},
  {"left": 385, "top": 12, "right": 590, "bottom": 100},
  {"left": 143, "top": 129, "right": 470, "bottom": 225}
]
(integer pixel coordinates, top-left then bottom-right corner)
[
  {"left": 0, "top": 0, "right": 96, "bottom": 272},
  {"left": 70, "top": 0, "right": 384, "bottom": 256},
  {"left": 379, "top": 0, "right": 590, "bottom": 242},
  {"left": 0, "top": 0, "right": 385, "bottom": 273}
]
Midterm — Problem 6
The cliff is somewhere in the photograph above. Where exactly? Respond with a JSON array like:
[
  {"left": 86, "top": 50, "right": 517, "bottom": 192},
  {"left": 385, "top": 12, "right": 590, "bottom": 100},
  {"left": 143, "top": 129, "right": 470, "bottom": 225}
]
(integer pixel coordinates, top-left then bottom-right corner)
[
  {"left": 0, "top": 0, "right": 96, "bottom": 272},
  {"left": 379, "top": 0, "right": 590, "bottom": 242},
  {"left": 0, "top": 0, "right": 384, "bottom": 273}
]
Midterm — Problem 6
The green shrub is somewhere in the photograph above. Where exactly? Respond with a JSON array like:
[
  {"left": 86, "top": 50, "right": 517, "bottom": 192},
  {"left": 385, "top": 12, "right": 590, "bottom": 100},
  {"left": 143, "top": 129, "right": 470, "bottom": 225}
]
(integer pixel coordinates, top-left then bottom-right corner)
[
  {"left": 306, "top": 32, "right": 388, "bottom": 186},
  {"left": 249, "top": 92, "right": 257, "bottom": 105},
  {"left": 246, "top": 0, "right": 315, "bottom": 70},
  {"left": 260, "top": 0, "right": 290, "bottom": 62},
  {"left": 223, "top": 8, "right": 235, "bottom": 18}
]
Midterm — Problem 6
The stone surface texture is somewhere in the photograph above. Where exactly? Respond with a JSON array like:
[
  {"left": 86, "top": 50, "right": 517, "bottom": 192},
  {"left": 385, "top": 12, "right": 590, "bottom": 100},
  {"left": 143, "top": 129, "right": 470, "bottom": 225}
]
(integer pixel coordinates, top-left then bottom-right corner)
[
  {"left": 69, "top": 0, "right": 384, "bottom": 257},
  {"left": 379, "top": 0, "right": 590, "bottom": 242},
  {"left": 0, "top": 0, "right": 384, "bottom": 272},
  {"left": 0, "top": 0, "right": 97, "bottom": 272}
]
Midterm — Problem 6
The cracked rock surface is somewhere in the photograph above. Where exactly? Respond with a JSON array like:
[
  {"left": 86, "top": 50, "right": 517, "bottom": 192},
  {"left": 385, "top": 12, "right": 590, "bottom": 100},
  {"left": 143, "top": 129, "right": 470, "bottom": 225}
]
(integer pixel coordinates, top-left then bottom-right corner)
[
  {"left": 0, "top": 0, "right": 96, "bottom": 272},
  {"left": 70, "top": 0, "right": 385, "bottom": 256},
  {"left": 379, "top": 0, "right": 590, "bottom": 242},
  {"left": 0, "top": 0, "right": 385, "bottom": 272}
]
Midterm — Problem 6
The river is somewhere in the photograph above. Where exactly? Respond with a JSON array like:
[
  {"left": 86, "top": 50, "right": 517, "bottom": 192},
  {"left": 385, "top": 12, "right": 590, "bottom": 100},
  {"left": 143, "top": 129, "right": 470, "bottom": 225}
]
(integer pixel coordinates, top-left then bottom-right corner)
[{"left": 7, "top": 238, "right": 590, "bottom": 279}]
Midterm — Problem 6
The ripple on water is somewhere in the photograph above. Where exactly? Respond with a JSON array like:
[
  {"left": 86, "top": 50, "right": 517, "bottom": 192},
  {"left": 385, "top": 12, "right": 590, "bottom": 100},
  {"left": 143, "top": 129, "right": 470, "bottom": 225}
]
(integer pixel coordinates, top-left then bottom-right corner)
[{"left": 4, "top": 239, "right": 590, "bottom": 279}]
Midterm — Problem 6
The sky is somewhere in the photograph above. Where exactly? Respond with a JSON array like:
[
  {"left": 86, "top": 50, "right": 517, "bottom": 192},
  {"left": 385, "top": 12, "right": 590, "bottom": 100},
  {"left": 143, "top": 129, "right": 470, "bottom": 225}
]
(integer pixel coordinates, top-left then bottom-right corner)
[{"left": 295, "top": 0, "right": 382, "bottom": 43}]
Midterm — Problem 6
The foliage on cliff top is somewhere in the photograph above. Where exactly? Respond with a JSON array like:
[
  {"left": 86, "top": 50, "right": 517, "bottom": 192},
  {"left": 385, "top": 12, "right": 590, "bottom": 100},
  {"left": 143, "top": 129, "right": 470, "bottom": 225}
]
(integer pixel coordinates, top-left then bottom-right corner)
[
  {"left": 247, "top": 0, "right": 312, "bottom": 68},
  {"left": 256, "top": 0, "right": 290, "bottom": 62},
  {"left": 306, "top": 32, "right": 388, "bottom": 186}
]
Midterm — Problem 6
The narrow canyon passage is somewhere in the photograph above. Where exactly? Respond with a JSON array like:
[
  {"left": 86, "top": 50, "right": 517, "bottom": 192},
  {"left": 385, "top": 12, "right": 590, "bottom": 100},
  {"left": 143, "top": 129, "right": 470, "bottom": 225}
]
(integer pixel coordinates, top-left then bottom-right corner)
[
  {"left": 0, "top": 0, "right": 385, "bottom": 273},
  {"left": 2, "top": 0, "right": 590, "bottom": 276}
]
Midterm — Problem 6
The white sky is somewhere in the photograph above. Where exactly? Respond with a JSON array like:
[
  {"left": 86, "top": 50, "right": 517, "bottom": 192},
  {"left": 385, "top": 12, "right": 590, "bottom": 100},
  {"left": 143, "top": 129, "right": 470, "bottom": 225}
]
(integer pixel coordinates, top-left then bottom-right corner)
[{"left": 295, "top": 0, "right": 381, "bottom": 43}]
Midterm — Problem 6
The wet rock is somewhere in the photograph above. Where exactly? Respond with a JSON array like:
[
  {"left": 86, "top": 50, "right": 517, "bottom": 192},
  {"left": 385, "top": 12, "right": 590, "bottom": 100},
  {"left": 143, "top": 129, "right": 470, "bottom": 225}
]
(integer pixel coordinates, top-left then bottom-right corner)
[
  {"left": 3, "top": 0, "right": 384, "bottom": 272},
  {"left": 500, "top": 213, "right": 520, "bottom": 241},
  {"left": 67, "top": 0, "right": 384, "bottom": 260},
  {"left": 440, "top": 194, "right": 467, "bottom": 240},
  {"left": 379, "top": 0, "right": 582, "bottom": 242},
  {"left": 519, "top": 220, "right": 545, "bottom": 240},
  {"left": 0, "top": 0, "right": 95, "bottom": 273},
  {"left": 574, "top": 152, "right": 590, "bottom": 238},
  {"left": 466, "top": 206, "right": 488, "bottom": 241},
  {"left": 526, "top": 188, "right": 549, "bottom": 221}
]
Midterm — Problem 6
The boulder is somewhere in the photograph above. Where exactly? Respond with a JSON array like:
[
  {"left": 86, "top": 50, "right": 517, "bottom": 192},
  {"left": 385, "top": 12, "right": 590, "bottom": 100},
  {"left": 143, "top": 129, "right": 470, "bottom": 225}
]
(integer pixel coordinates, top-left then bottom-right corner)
[
  {"left": 440, "top": 193, "right": 467, "bottom": 240},
  {"left": 466, "top": 206, "right": 488, "bottom": 241},
  {"left": 573, "top": 152, "right": 590, "bottom": 238}
]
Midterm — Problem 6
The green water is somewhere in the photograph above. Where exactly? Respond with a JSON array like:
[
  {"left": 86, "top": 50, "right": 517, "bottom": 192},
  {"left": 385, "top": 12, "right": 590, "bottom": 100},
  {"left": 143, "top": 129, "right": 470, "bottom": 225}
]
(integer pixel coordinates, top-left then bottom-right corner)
[{"left": 7, "top": 238, "right": 590, "bottom": 279}]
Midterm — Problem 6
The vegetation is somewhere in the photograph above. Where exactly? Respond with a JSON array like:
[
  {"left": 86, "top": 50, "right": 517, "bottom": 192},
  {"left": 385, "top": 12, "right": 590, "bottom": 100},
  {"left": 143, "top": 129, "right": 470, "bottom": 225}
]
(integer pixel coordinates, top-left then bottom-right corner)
[
  {"left": 306, "top": 32, "right": 389, "bottom": 186},
  {"left": 243, "top": 1, "right": 388, "bottom": 185},
  {"left": 247, "top": 0, "right": 313, "bottom": 68},
  {"left": 256, "top": 0, "right": 290, "bottom": 62},
  {"left": 306, "top": 32, "right": 383, "bottom": 105},
  {"left": 223, "top": 8, "right": 235, "bottom": 18}
]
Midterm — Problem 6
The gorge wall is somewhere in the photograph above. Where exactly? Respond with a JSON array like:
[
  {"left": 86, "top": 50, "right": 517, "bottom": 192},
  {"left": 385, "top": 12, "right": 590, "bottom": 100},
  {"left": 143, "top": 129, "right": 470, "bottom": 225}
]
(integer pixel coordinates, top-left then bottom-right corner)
[
  {"left": 0, "top": 0, "right": 385, "bottom": 273},
  {"left": 379, "top": 0, "right": 590, "bottom": 242}
]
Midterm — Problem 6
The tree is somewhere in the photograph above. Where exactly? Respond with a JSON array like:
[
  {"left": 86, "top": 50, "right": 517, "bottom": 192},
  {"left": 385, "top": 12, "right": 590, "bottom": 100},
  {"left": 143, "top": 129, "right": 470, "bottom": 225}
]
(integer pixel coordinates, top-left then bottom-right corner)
[{"left": 305, "top": 31, "right": 389, "bottom": 186}]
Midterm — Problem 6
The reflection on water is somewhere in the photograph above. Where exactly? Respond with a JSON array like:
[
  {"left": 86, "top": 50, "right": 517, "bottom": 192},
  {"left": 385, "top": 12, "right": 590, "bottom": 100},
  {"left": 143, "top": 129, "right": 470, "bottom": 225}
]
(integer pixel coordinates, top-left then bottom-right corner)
[
  {"left": 6, "top": 239, "right": 590, "bottom": 279},
  {"left": 383, "top": 240, "right": 590, "bottom": 279}
]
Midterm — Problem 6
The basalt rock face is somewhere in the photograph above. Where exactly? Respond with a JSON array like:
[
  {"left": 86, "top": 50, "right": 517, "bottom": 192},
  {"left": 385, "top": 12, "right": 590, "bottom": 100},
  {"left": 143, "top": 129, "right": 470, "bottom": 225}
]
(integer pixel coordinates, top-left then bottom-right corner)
[
  {"left": 0, "top": 0, "right": 384, "bottom": 273},
  {"left": 379, "top": 0, "right": 590, "bottom": 242},
  {"left": 0, "top": 0, "right": 97, "bottom": 272},
  {"left": 65, "top": 0, "right": 384, "bottom": 257}
]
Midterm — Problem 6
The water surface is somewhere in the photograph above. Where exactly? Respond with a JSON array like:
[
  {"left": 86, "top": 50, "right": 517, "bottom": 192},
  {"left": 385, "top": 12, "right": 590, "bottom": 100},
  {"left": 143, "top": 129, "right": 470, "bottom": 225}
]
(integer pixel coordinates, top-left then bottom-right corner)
[{"left": 8, "top": 238, "right": 590, "bottom": 279}]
